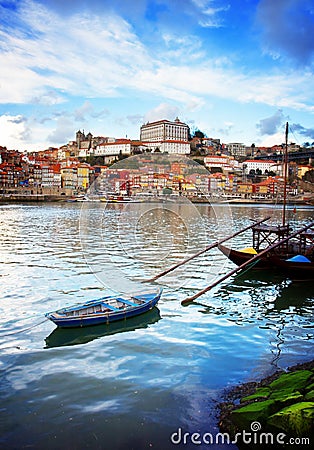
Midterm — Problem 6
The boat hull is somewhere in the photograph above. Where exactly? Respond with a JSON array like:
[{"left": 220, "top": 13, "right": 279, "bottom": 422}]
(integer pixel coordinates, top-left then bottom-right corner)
[
  {"left": 45, "top": 290, "right": 162, "bottom": 328},
  {"left": 268, "top": 256, "right": 314, "bottom": 280},
  {"left": 218, "top": 245, "right": 314, "bottom": 280},
  {"left": 218, "top": 244, "right": 271, "bottom": 268}
]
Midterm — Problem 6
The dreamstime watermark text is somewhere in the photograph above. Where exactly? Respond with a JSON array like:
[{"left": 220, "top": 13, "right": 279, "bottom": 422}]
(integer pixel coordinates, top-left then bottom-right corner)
[{"left": 170, "top": 422, "right": 311, "bottom": 446}]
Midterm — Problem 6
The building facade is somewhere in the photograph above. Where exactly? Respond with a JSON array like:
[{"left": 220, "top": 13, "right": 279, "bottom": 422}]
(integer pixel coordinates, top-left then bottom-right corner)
[
  {"left": 95, "top": 139, "right": 132, "bottom": 157},
  {"left": 140, "top": 117, "right": 189, "bottom": 142},
  {"left": 204, "top": 154, "right": 240, "bottom": 172},
  {"left": 226, "top": 143, "right": 247, "bottom": 158},
  {"left": 140, "top": 118, "right": 190, "bottom": 154},
  {"left": 243, "top": 159, "right": 276, "bottom": 174}
]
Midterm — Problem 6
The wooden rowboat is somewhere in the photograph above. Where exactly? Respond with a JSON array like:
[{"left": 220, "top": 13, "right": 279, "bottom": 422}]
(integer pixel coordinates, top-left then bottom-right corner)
[
  {"left": 45, "top": 289, "right": 162, "bottom": 328},
  {"left": 45, "top": 308, "right": 161, "bottom": 348}
]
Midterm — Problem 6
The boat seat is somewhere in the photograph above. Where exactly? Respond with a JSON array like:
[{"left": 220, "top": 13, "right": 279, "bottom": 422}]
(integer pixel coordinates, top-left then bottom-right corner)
[
  {"left": 100, "top": 302, "right": 119, "bottom": 311},
  {"left": 115, "top": 297, "right": 138, "bottom": 307}
]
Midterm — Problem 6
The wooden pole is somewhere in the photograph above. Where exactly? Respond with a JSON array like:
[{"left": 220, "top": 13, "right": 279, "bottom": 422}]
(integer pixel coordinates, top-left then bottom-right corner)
[
  {"left": 146, "top": 216, "right": 271, "bottom": 282},
  {"left": 282, "top": 122, "right": 289, "bottom": 227},
  {"left": 181, "top": 221, "right": 314, "bottom": 305}
]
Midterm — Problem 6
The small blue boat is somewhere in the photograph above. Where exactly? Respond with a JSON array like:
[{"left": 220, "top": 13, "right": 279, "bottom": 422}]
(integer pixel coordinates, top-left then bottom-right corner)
[{"left": 45, "top": 289, "right": 162, "bottom": 328}]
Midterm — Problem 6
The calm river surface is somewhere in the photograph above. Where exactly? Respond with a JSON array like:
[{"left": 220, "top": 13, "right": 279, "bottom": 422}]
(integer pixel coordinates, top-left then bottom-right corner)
[{"left": 0, "top": 202, "right": 313, "bottom": 449}]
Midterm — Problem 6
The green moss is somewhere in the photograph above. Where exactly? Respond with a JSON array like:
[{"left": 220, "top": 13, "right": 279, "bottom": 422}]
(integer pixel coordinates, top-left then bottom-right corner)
[
  {"left": 267, "top": 402, "right": 314, "bottom": 436},
  {"left": 304, "top": 390, "right": 314, "bottom": 401},
  {"left": 305, "top": 382, "right": 314, "bottom": 393},
  {"left": 224, "top": 365, "right": 314, "bottom": 438},
  {"left": 269, "top": 390, "right": 303, "bottom": 406},
  {"left": 269, "top": 370, "right": 313, "bottom": 393},
  {"left": 231, "top": 400, "right": 277, "bottom": 429},
  {"left": 241, "top": 387, "right": 271, "bottom": 403}
]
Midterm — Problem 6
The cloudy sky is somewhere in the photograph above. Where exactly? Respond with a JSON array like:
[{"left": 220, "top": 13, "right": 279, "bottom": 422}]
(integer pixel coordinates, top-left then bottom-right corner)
[{"left": 0, "top": 0, "right": 314, "bottom": 151}]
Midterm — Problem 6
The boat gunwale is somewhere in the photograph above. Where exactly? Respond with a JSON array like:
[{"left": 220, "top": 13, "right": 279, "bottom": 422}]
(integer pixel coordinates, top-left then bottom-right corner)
[{"left": 45, "top": 290, "right": 162, "bottom": 328}]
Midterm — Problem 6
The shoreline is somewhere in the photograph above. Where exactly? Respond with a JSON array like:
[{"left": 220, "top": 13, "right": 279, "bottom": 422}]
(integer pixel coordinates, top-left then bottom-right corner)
[
  {"left": 1, "top": 195, "right": 314, "bottom": 206},
  {"left": 218, "top": 359, "right": 314, "bottom": 443}
]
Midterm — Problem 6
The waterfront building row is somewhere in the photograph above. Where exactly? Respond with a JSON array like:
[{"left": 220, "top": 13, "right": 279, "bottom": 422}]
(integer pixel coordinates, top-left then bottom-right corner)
[
  {"left": 1, "top": 146, "right": 311, "bottom": 196},
  {"left": 95, "top": 166, "right": 295, "bottom": 199}
]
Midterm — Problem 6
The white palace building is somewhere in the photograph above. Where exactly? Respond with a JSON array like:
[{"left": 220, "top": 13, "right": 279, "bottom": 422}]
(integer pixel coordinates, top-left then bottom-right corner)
[{"left": 140, "top": 118, "right": 191, "bottom": 154}]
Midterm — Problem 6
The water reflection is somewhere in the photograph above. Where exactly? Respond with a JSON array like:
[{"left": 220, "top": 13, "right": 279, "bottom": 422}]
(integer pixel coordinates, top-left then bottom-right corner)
[
  {"left": 1, "top": 203, "right": 313, "bottom": 450},
  {"left": 45, "top": 308, "right": 161, "bottom": 348},
  {"left": 191, "top": 274, "right": 313, "bottom": 321}
]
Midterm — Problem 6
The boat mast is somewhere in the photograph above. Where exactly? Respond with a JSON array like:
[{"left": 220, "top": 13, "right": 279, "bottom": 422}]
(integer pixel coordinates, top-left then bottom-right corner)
[{"left": 282, "top": 122, "right": 288, "bottom": 227}]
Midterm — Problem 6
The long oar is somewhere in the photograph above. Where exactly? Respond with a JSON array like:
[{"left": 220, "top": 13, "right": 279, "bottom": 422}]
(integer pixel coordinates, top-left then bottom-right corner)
[
  {"left": 181, "top": 221, "right": 314, "bottom": 305},
  {"left": 146, "top": 216, "right": 271, "bottom": 282}
]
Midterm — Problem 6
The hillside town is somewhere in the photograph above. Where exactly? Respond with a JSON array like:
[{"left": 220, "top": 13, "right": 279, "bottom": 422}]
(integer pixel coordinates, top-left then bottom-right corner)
[{"left": 1, "top": 118, "right": 314, "bottom": 202}]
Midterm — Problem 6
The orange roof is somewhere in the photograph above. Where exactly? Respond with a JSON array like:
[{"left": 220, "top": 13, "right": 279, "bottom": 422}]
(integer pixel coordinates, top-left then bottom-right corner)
[
  {"left": 163, "top": 140, "right": 189, "bottom": 144},
  {"left": 244, "top": 159, "right": 276, "bottom": 163},
  {"left": 254, "top": 177, "right": 281, "bottom": 186}
]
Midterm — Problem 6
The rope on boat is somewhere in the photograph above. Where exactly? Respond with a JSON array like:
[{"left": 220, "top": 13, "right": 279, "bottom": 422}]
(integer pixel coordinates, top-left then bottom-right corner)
[
  {"left": 234, "top": 258, "right": 261, "bottom": 278},
  {"left": 0, "top": 318, "right": 49, "bottom": 337}
]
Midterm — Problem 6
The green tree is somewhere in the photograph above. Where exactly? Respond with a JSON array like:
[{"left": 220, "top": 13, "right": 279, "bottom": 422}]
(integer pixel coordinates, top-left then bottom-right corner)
[
  {"left": 193, "top": 158, "right": 205, "bottom": 166},
  {"left": 194, "top": 129, "right": 205, "bottom": 139}
]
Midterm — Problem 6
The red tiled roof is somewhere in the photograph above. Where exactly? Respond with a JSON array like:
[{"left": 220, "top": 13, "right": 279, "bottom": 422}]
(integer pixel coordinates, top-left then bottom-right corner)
[{"left": 244, "top": 159, "right": 276, "bottom": 163}]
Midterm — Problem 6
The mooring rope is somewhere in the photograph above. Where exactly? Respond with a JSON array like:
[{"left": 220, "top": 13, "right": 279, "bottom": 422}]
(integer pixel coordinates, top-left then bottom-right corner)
[
  {"left": 234, "top": 257, "right": 261, "bottom": 278},
  {"left": 0, "top": 318, "right": 49, "bottom": 338}
]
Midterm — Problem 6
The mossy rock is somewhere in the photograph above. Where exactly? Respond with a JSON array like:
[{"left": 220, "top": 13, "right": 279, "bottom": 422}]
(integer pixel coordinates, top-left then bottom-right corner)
[
  {"left": 269, "top": 370, "right": 313, "bottom": 393},
  {"left": 269, "top": 389, "right": 303, "bottom": 405},
  {"left": 305, "top": 382, "right": 314, "bottom": 393},
  {"left": 304, "top": 390, "right": 314, "bottom": 401},
  {"left": 267, "top": 402, "right": 314, "bottom": 436},
  {"left": 241, "top": 387, "right": 271, "bottom": 403},
  {"left": 231, "top": 400, "right": 277, "bottom": 430}
]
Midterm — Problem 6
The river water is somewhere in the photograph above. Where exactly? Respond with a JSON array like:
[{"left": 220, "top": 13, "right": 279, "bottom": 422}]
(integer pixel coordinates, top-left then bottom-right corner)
[{"left": 0, "top": 202, "right": 313, "bottom": 450}]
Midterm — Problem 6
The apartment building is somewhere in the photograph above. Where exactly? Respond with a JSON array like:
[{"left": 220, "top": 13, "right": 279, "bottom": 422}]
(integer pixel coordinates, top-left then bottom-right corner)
[
  {"left": 243, "top": 159, "right": 276, "bottom": 174},
  {"left": 226, "top": 142, "right": 247, "bottom": 158},
  {"left": 95, "top": 139, "right": 132, "bottom": 157},
  {"left": 204, "top": 154, "right": 240, "bottom": 172}
]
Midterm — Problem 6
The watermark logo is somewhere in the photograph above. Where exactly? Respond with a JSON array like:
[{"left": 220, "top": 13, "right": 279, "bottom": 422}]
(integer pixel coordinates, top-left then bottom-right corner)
[
  {"left": 250, "top": 421, "right": 262, "bottom": 432},
  {"left": 170, "top": 422, "right": 311, "bottom": 446}
]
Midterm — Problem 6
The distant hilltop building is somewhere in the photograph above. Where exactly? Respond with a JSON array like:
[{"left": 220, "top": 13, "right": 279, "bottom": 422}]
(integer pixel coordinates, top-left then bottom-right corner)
[
  {"left": 140, "top": 117, "right": 190, "bottom": 154},
  {"left": 226, "top": 142, "right": 247, "bottom": 158}
]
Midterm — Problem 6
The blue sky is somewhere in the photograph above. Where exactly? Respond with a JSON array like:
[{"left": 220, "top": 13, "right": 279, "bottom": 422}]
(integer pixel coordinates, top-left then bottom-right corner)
[{"left": 0, "top": 0, "right": 314, "bottom": 151}]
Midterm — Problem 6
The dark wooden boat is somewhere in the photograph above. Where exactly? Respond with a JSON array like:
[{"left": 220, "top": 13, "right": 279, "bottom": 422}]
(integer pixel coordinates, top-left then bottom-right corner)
[
  {"left": 218, "top": 244, "right": 269, "bottom": 268},
  {"left": 218, "top": 241, "right": 314, "bottom": 280},
  {"left": 218, "top": 123, "right": 314, "bottom": 277},
  {"left": 219, "top": 221, "right": 314, "bottom": 265},
  {"left": 267, "top": 254, "right": 314, "bottom": 280},
  {"left": 45, "top": 289, "right": 162, "bottom": 328}
]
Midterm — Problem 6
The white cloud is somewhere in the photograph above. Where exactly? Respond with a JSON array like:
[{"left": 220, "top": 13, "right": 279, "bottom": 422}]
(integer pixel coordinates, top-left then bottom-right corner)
[
  {"left": 191, "top": 0, "right": 230, "bottom": 27},
  {"left": 258, "top": 132, "right": 285, "bottom": 147},
  {"left": 48, "top": 117, "right": 75, "bottom": 144},
  {"left": 0, "top": 114, "right": 52, "bottom": 150},
  {"left": 74, "top": 101, "right": 94, "bottom": 122},
  {"left": 0, "top": 2, "right": 151, "bottom": 103},
  {"left": 0, "top": 115, "right": 29, "bottom": 150},
  {"left": 144, "top": 103, "right": 181, "bottom": 123},
  {"left": 0, "top": 0, "right": 313, "bottom": 114},
  {"left": 0, "top": 112, "right": 74, "bottom": 151},
  {"left": 0, "top": 0, "right": 314, "bottom": 151},
  {"left": 161, "top": 33, "right": 204, "bottom": 61},
  {"left": 256, "top": 109, "right": 285, "bottom": 135}
]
